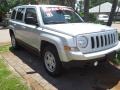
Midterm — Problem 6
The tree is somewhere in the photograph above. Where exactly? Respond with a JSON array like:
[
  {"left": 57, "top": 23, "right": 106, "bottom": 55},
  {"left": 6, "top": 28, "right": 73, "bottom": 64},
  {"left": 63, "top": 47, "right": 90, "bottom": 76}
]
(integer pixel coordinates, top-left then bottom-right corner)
[
  {"left": 107, "top": 0, "right": 118, "bottom": 26},
  {"left": 59, "top": 0, "right": 64, "bottom": 5},
  {"left": 84, "top": 0, "right": 89, "bottom": 22},
  {"left": 0, "top": 0, "right": 37, "bottom": 13},
  {"left": 52, "top": 0, "right": 75, "bottom": 8}
]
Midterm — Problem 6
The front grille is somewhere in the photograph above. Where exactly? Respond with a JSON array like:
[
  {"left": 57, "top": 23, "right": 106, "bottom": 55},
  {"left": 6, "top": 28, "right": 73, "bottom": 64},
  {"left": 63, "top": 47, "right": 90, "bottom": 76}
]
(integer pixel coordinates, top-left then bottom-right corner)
[
  {"left": 78, "top": 30, "right": 118, "bottom": 54},
  {"left": 90, "top": 32, "right": 117, "bottom": 49}
]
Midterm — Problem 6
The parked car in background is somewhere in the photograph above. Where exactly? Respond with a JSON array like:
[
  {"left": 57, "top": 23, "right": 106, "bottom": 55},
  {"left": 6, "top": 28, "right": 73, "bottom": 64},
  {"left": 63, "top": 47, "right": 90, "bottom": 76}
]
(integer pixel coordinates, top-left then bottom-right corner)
[
  {"left": 9, "top": 5, "right": 120, "bottom": 76},
  {"left": 97, "top": 14, "right": 109, "bottom": 22}
]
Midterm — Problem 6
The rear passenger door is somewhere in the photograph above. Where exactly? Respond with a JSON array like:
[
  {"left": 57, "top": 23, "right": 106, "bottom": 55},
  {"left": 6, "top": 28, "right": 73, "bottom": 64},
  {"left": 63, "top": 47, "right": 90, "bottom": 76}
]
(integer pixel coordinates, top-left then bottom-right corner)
[
  {"left": 14, "top": 8, "right": 26, "bottom": 40},
  {"left": 23, "top": 7, "right": 41, "bottom": 49}
]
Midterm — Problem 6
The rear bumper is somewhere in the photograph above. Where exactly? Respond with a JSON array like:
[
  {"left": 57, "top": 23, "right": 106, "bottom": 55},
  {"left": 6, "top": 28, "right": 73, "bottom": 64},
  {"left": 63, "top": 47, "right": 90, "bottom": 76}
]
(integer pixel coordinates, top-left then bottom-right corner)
[{"left": 67, "top": 41, "right": 120, "bottom": 61}]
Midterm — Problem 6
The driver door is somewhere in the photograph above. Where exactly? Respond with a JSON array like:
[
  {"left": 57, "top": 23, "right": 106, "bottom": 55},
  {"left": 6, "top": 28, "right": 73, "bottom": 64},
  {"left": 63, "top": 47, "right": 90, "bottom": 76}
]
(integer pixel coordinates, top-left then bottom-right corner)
[{"left": 22, "top": 7, "right": 41, "bottom": 49}]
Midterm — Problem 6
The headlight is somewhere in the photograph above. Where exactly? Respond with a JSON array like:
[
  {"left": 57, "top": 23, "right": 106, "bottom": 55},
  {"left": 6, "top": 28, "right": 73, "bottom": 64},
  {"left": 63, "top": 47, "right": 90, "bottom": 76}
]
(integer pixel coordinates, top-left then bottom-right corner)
[{"left": 77, "top": 36, "right": 88, "bottom": 48}]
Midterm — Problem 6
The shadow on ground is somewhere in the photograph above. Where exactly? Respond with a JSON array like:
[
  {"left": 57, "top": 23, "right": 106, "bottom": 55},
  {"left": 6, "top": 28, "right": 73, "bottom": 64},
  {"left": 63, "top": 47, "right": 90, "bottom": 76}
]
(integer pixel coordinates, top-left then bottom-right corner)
[{"left": 9, "top": 47, "right": 120, "bottom": 90}]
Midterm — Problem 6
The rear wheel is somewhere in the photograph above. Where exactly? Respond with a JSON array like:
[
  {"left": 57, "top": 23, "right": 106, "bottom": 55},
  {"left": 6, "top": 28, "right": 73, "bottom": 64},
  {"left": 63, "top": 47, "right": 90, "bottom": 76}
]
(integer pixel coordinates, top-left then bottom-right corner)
[
  {"left": 42, "top": 46, "right": 62, "bottom": 76},
  {"left": 11, "top": 34, "right": 19, "bottom": 49}
]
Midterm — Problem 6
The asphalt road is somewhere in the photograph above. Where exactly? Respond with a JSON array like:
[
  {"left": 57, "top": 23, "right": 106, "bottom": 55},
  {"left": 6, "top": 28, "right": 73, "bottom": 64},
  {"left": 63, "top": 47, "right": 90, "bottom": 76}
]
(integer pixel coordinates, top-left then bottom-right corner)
[{"left": 9, "top": 48, "right": 120, "bottom": 90}]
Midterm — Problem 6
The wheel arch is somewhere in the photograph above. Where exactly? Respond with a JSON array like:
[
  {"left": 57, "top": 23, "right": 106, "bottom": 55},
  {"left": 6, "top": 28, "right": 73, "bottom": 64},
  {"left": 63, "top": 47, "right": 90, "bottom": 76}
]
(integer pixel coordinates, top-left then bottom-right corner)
[
  {"left": 39, "top": 34, "right": 68, "bottom": 62},
  {"left": 9, "top": 29, "right": 15, "bottom": 37}
]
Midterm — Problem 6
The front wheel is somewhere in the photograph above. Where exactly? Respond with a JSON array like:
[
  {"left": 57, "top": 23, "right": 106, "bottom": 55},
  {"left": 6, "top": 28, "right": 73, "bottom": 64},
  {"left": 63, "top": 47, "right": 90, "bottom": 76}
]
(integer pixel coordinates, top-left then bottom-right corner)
[{"left": 42, "top": 46, "right": 62, "bottom": 76}]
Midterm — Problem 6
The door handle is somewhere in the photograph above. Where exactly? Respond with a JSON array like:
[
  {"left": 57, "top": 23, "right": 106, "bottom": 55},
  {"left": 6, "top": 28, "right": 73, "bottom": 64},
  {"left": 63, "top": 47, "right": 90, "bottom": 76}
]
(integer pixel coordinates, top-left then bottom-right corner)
[
  {"left": 14, "top": 24, "right": 16, "bottom": 26},
  {"left": 22, "top": 26, "right": 26, "bottom": 29}
]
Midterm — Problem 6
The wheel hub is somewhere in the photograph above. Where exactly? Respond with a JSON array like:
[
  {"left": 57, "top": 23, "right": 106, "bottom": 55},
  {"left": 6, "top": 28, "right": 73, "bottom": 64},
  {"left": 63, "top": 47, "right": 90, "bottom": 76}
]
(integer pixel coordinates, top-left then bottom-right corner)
[{"left": 44, "top": 51, "right": 56, "bottom": 72}]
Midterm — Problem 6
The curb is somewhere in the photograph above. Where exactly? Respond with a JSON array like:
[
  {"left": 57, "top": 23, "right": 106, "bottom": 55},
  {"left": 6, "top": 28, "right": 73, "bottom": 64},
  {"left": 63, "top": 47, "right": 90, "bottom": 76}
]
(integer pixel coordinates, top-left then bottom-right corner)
[{"left": 0, "top": 52, "right": 46, "bottom": 90}]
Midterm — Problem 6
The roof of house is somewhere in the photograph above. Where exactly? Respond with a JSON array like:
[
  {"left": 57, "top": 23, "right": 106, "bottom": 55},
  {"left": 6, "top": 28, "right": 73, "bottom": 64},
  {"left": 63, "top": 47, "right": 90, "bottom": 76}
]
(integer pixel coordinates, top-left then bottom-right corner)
[{"left": 89, "top": 2, "right": 120, "bottom": 13}]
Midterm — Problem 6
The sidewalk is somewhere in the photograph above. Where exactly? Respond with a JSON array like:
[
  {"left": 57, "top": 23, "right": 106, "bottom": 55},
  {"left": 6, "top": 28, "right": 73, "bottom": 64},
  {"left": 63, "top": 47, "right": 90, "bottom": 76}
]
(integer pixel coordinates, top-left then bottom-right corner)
[
  {"left": 0, "top": 27, "right": 11, "bottom": 46},
  {"left": 112, "top": 23, "right": 120, "bottom": 32}
]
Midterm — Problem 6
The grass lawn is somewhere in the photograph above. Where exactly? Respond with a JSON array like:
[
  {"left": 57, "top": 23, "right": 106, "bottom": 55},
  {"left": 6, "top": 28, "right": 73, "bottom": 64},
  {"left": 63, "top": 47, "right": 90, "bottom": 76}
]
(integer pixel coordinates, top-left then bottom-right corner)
[
  {"left": 0, "top": 45, "right": 10, "bottom": 53},
  {"left": 0, "top": 45, "right": 29, "bottom": 90}
]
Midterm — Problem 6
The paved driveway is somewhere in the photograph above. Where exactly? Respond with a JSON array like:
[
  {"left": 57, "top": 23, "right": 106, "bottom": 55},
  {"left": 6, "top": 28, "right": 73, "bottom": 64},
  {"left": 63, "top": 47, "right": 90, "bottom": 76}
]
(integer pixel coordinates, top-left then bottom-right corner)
[
  {"left": 0, "top": 27, "right": 10, "bottom": 45},
  {"left": 2, "top": 48, "right": 120, "bottom": 90},
  {"left": 112, "top": 23, "right": 120, "bottom": 32}
]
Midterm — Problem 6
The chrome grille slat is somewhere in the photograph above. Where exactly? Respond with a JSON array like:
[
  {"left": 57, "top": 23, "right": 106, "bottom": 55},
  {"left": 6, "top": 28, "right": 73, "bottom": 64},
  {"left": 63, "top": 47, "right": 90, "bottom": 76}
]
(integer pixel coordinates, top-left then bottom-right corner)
[
  {"left": 106, "top": 34, "right": 109, "bottom": 45},
  {"left": 94, "top": 36, "right": 97, "bottom": 48},
  {"left": 99, "top": 35, "right": 101, "bottom": 47}
]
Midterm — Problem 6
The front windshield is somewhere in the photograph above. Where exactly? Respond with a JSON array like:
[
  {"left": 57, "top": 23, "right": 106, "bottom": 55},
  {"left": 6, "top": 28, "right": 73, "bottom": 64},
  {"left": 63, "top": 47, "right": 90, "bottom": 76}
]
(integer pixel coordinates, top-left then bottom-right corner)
[{"left": 41, "top": 7, "right": 83, "bottom": 24}]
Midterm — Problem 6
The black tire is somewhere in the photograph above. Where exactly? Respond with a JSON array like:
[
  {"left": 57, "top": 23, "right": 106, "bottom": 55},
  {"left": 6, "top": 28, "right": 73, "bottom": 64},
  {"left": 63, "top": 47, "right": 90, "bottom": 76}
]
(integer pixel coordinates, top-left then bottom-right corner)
[
  {"left": 42, "top": 45, "right": 63, "bottom": 77},
  {"left": 10, "top": 33, "right": 19, "bottom": 49},
  {"left": 97, "top": 57, "right": 110, "bottom": 68}
]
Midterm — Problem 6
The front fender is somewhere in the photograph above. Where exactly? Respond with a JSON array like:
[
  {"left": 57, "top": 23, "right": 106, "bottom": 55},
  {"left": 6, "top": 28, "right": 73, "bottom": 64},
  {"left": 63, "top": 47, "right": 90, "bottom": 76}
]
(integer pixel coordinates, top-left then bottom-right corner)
[{"left": 40, "top": 33, "right": 68, "bottom": 62}]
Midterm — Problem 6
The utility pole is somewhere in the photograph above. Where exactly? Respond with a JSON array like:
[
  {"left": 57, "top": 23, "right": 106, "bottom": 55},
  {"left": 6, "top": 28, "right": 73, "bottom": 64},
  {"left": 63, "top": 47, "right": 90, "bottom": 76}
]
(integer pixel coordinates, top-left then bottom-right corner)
[
  {"left": 107, "top": 0, "right": 118, "bottom": 26},
  {"left": 84, "top": 0, "right": 89, "bottom": 22},
  {"left": 99, "top": 0, "right": 101, "bottom": 14}
]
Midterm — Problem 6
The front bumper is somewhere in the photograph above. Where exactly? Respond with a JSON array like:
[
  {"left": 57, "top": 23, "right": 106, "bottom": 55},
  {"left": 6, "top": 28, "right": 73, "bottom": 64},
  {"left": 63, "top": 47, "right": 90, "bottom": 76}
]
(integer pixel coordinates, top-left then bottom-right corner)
[{"left": 68, "top": 41, "right": 120, "bottom": 61}]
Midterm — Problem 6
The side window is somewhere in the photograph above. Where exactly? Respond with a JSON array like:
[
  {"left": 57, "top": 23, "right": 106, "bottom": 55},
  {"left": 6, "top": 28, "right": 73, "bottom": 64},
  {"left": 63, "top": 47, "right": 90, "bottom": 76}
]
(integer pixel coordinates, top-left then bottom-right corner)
[
  {"left": 16, "top": 8, "right": 25, "bottom": 21},
  {"left": 24, "top": 8, "right": 38, "bottom": 25},
  {"left": 11, "top": 9, "right": 16, "bottom": 19}
]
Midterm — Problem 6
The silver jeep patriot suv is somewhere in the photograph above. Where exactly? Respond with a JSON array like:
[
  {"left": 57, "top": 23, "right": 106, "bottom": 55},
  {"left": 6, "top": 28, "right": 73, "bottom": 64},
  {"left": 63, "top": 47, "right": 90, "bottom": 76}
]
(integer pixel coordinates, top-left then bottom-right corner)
[{"left": 9, "top": 5, "right": 120, "bottom": 76}]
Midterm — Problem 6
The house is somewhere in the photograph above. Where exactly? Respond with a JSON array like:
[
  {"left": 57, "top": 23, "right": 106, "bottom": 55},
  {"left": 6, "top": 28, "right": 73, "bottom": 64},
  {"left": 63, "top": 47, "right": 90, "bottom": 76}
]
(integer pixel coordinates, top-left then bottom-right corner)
[
  {"left": 75, "top": 0, "right": 84, "bottom": 12},
  {"left": 89, "top": 2, "right": 120, "bottom": 20}
]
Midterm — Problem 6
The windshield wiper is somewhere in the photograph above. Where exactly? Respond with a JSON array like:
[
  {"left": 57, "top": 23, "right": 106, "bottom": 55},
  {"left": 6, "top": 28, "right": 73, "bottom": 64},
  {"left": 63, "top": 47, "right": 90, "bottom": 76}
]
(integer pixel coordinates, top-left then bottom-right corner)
[{"left": 45, "top": 21, "right": 66, "bottom": 24}]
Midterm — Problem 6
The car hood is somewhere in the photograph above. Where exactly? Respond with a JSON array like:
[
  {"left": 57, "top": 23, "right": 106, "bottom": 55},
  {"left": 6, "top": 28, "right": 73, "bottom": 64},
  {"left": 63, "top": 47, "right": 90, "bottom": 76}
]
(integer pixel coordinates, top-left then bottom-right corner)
[{"left": 44, "top": 23, "right": 115, "bottom": 36}]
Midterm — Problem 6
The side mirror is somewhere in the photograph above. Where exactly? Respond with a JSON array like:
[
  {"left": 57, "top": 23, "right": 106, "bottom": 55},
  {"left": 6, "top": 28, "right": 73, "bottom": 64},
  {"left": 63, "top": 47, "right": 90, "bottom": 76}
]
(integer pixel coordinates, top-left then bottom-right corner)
[{"left": 25, "top": 17, "right": 39, "bottom": 26}]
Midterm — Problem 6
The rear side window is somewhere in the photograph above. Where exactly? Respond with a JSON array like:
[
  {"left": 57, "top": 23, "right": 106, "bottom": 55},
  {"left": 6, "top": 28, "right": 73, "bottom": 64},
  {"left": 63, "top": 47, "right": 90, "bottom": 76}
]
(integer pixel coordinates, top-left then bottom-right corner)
[
  {"left": 16, "top": 8, "right": 25, "bottom": 21},
  {"left": 11, "top": 10, "right": 16, "bottom": 19}
]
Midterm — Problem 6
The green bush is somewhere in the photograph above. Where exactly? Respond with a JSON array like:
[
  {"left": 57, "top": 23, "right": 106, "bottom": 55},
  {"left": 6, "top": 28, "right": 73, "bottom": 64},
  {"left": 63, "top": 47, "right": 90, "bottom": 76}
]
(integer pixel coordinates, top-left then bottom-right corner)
[
  {"left": 88, "top": 13, "right": 97, "bottom": 22},
  {"left": 79, "top": 12, "right": 84, "bottom": 19},
  {"left": 111, "top": 33, "right": 120, "bottom": 65},
  {"left": 112, "top": 52, "right": 120, "bottom": 65},
  {"left": 79, "top": 12, "right": 97, "bottom": 23}
]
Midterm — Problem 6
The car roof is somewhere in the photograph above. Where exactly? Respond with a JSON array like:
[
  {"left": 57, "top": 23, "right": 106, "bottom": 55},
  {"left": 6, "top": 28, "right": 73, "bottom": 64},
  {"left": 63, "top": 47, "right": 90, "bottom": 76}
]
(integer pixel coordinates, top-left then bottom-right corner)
[{"left": 13, "top": 4, "right": 70, "bottom": 9}]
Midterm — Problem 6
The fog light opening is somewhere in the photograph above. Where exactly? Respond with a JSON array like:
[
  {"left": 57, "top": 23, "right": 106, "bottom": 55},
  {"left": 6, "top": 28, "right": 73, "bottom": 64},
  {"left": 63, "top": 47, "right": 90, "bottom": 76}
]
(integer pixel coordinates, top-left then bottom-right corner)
[{"left": 94, "top": 61, "right": 98, "bottom": 66}]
